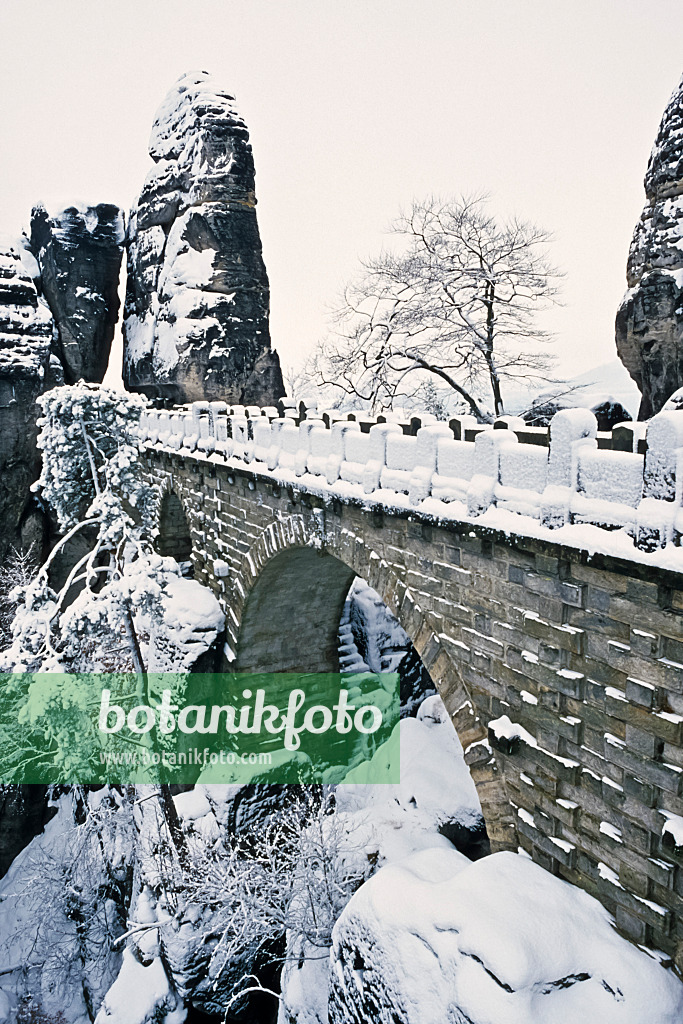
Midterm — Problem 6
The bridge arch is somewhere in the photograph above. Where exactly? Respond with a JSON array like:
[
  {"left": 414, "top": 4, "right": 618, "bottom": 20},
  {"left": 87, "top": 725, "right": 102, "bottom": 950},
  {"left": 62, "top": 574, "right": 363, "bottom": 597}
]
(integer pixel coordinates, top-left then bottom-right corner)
[
  {"left": 155, "top": 482, "right": 194, "bottom": 571},
  {"left": 228, "top": 514, "right": 516, "bottom": 851},
  {"left": 139, "top": 448, "right": 683, "bottom": 953}
]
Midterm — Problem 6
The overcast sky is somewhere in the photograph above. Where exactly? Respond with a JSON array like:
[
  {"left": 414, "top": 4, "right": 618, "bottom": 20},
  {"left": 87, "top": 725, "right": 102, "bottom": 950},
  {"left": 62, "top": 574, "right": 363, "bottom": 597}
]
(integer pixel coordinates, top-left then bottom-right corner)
[{"left": 1, "top": 0, "right": 682, "bottom": 389}]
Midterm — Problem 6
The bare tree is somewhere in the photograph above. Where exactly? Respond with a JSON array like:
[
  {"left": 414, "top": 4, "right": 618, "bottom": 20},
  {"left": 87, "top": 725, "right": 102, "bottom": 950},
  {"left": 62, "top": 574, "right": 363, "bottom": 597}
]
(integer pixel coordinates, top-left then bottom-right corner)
[
  {"left": 122, "top": 790, "right": 369, "bottom": 1017},
  {"left": 306, "top": 194, "right": 561, "bottom": 420}
]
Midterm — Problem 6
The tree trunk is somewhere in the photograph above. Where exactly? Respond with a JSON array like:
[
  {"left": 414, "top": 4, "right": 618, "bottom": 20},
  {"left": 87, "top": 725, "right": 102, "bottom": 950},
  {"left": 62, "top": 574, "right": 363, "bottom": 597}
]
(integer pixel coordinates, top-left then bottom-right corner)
[{"left": 484, "top": 288, "right": 504, "bottom": 418}]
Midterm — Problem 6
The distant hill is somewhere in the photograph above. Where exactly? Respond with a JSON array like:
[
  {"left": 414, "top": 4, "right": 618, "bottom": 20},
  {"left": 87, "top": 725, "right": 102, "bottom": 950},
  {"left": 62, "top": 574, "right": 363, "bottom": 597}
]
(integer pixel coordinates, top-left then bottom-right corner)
[{"left": 505, "top": 358, "right": 641, "bottom": 419}]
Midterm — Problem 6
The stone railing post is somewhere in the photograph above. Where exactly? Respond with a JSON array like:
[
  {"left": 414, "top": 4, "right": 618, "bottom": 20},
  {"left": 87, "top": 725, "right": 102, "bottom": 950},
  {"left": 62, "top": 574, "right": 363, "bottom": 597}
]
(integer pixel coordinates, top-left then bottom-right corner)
[
  {"left": 540, "top": 409, "right": 597, "bottom": 528},
  {"left": 466, "top": 428, "right": 518, "bottom": 516},
  {"left": 635, "top": 412, "right": 683, "bottom": 550}
]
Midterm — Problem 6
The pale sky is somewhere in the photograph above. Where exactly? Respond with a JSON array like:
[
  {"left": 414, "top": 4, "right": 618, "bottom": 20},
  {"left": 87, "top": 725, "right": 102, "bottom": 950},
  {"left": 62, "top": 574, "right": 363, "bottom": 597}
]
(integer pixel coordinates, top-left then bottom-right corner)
[{"left": 1, "top": 0, "right": 682, "bottom": 391}]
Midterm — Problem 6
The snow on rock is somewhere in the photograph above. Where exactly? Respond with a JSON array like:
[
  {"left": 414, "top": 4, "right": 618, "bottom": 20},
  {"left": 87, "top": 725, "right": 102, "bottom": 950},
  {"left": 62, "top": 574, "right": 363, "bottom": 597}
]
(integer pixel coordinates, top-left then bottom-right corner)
[
  {"left": 0, "top": 792, "right": 126, "bottom": 1022},
  {"left": 147, "top": 572, "right": 225, "bottom": 672},
  {"left": 30, "top": 201, "right": 125, "bottom": 384},
  {"left": 161, "top": 574, "right": 225, "bottom": 634},
  {"left": 329, "top": 849, "right": 683, "bottom": 1024},
  {"left": 0, "top": 241, "right": 56, "bottom": 561},
  {"left": 335, "top": 695, "right": 485, "bottom": 866},
  {"left": 616, "top": 72, "right": 683, "bottom": 419},
  {"left": 278, "top": 696, "right": 488, "bottom": 1023},
  {"left": 123, "top": 70, "right": 285, "bottom": 406},
  {"left": 173, "top": 788, "right": 212, "bottom": 821},
  {"left": 94, "top": 948, "right": 186, "bottom": 1024}
]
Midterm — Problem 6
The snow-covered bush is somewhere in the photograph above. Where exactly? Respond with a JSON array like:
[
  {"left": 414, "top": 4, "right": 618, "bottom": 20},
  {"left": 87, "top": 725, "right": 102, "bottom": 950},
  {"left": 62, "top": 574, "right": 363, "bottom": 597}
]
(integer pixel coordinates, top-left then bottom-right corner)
[
  {"left": 0, "top": 383, "right": 161, "bottom": 673},
  {"left": 0, "top": 382, "right": 228, "bottom": 784},
  {"left": 0, "top": 547, "right": 39, "bottom": 651},
  {"left": 155, "top": 788, "right": 369, "bottom": 1018},
  {"left": 0, "top": 383, "right": 189, "bottom": 674}
]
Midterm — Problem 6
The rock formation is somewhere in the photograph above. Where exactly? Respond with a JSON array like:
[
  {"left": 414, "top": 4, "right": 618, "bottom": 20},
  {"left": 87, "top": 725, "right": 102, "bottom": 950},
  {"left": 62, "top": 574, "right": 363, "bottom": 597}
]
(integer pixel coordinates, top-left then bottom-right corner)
[
  {"left": 0, "top": 243, "right": 56, "bottom": 561},
  {"left": 340, "top": 578, "right": 437, "bottom": 718},
  {"left": 123, "top": 70, "right": 285, "bottom": 405},
  {"left": 30, "top": 202, "right": 125, "bottom": 384},
  {"left": 329, "top": 850, "right": 683, "bottom": 1024},
  {"left": 0, "top": 203, "right": 125, "bottom": 565},
  {"left": 616, "top": 73, "right": 683, "bottom": 419}
]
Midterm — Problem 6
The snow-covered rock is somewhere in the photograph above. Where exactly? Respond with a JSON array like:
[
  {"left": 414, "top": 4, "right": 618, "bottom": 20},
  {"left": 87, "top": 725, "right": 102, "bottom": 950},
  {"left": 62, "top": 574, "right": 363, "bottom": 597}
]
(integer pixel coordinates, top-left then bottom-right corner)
[
  {"left": 339, "top": 578, "right": 436, "bottom": 718},
  {"left": 123, "top": 71, "right": 285, "bottom": 406},
  {"left": 335, "top": 695, "right": 486, "bottom": 863},
  {"left": 147, "top": 572, "right": 226, "bottom": 672},
  {"left": 30, "top": 201, "right": 125, "bottom": 384},
  {"left": 616, "top": 72, "right": 683, "bottom": 419},
  {"left": 0, "top": 241, "right": 56, "bottom": 561},
  {"left": 0, "top": 791, "right": 129, "bottom": 1022},
  {"left": 279, "top": 695, "right": 488, "bottom": 1023},
  {"left": 95, "top": 948, "right": 186, "bottom": 1024},
  {"left": 329, "top": 849, "right": 683, "bottom": 1024}
]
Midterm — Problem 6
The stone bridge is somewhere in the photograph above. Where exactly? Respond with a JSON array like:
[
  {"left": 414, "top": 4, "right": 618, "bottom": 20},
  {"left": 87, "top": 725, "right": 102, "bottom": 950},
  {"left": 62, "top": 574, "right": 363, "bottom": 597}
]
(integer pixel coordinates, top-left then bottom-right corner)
[{"left": 139, "top": 402, "right": 683, "bottom": 968}]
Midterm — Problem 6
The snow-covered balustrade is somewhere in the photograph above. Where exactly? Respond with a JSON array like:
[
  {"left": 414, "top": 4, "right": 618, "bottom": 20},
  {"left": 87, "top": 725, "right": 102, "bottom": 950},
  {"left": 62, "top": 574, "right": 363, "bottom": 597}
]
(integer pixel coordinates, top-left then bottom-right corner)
[
  {"left": 272, "top": 419, "right": 304, "bottom": 473},
  {"left": 229, "top": 411, "right": 250, "bottom": 449},
  {"left": 338, "top": 426, "right": 374, "bottom": 487},
  {"left": 325, "top": 421, "right": 362, "bottom": 485},
  {"left": 251, "top": 418, "right": 273, "bottom": 466},
  {"left": 632, "top": 412, "right": 683, "bottom": 549},
  {"left": 496, "top": 433, "right": 548, "bottom": 517},
  {"left": 306, "top": 423, "right": 335, "bottom": 478},
  {"left": 137, "top": 401, "right": 683, "bottom": 550},
  {"left": 380, "top": 432, "right": 418, "bottom": 494},
  {"left": 431, "top": 436, "right": 476, "bottom": 502},
  {"left": 571, "top": 447, "right": 643, "bottom": 529}
]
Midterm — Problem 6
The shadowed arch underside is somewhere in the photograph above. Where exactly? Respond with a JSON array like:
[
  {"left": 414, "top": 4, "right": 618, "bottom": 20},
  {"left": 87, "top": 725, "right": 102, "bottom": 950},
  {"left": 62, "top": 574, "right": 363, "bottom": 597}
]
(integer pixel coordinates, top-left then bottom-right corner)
[
  {"left": 156, "top": 491, "right": 193, "bottom": 563},
  {"left": 226, "top": 523, "right": 517, "bottom": 853},
  {"left": 235, "top": 547, "right": 356, "bottom": 673}
]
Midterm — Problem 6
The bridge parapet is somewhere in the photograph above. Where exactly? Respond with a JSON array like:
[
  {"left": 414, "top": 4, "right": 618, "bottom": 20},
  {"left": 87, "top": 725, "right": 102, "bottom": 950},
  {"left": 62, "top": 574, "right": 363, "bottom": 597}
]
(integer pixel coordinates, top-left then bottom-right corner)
[{"left": 139, "top": 402, "right": 683, "bottom": 556}]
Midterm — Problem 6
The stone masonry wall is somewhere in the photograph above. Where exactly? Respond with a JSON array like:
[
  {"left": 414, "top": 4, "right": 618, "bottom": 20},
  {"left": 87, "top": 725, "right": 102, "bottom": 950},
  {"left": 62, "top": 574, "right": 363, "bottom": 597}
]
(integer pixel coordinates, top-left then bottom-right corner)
[{"left": 143, "top": 446, "right": 683, "bottom": 969}]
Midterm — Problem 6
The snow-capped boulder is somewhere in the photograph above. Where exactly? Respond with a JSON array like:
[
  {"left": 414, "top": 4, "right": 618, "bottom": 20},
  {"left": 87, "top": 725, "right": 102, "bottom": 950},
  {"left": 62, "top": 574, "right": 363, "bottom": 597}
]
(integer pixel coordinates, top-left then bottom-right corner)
[
  {"left": 616, "top": 73, "right": 683, "bottom": 419},
  {"left": 0, "top": 242, "right": 55, "bottom": 561},
  {"left": 335, "top": 695, "right": 486, "bottom": 863},
  {"left": 123, "top": 71, "right": 285, "bottom": 406},
  {"left": 278, "top": 698, "right": 491, "bottom": 1023},
  {"left": 590, "top": 398, "right": 632, "bottom": 431},
  {"left": 30, "top": 202, "right": 125, "bottom": 383},
  {"left": 95, "top": 948, "right": 185, "bottom": 1024},
  {"left": 329, "top": 849, "right": 683, "bottom": 1024},
  {"left": 147, "top": 572, "right": 226, "bottom": 672}
]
